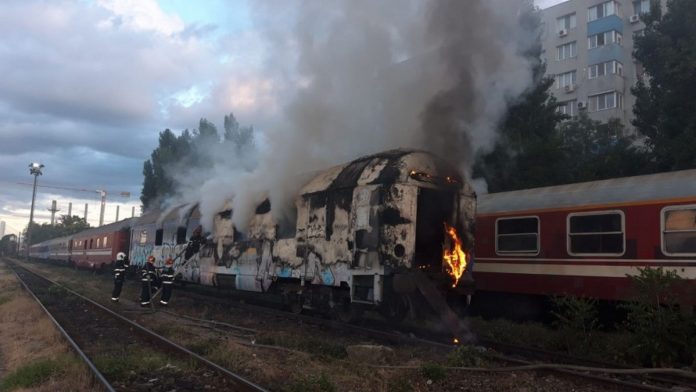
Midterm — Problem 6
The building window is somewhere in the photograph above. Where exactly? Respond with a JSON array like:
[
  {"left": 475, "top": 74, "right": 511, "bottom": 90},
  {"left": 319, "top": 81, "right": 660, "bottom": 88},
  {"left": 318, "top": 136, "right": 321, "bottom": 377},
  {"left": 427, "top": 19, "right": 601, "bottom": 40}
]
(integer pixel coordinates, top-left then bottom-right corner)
[
  {"left": 139, "top": 230, "right": 148, "bottom": 245},
  {"left": 588, "top": 30, "right": 622, "bottom": 49},
  {"left": 633, "top": 0, "right": 650, "bottom": 14},
  {"left": 662, "top": 205, "right": 696, "bottom": 255},
  {"left": 556, "top": 70, "right": 577, "bottom": 89},
  {"left": 97, "top": 238, "right": 101, "bottom": 248},
  {"left": 557, "top": 41, "right": 577, "bottom": 60},
  {"left": 588, "top": 1, "right": 620, "bottom": 22},
  {"left": 588, "top": 91, "right": 623, "bottom": 111},
  {"left": 558, "top": 100, "right": 577, "bottom": 116},
  {"left": 557, "top": 13, "right": 577, "bottom": 31},
  {"left": 588, "top": 61, "right": 624, "bottom": 79},
  {"left": 103, "top": 236, "right": 108, "bottom": 247},
  {"left": 496, "top": 217, "right": 539, "bottom": 255},
  {"left": 568, "top": 211, "right": 624, "bottom": 255}
]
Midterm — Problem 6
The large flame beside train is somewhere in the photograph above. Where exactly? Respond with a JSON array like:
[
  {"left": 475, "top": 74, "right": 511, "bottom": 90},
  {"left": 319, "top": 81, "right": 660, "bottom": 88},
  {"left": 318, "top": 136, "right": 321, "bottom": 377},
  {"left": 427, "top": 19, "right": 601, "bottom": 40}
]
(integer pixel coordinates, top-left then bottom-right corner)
[{"left": 443, "top": 223, "right": 467, "bottom": 288}]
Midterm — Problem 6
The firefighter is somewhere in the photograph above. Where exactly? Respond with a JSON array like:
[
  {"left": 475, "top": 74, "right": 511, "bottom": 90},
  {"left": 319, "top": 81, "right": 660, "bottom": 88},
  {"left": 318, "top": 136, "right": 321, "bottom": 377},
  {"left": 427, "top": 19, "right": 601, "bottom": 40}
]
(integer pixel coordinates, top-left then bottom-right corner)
[
  {"left": 111, "top": 252, "right": 129, "bottom": 302},
  {"left": 140, "top": 255, "right": 158, "bottom": 307},
  {"left": 159, "top": 257, "right": 175, "bottom": 306}
]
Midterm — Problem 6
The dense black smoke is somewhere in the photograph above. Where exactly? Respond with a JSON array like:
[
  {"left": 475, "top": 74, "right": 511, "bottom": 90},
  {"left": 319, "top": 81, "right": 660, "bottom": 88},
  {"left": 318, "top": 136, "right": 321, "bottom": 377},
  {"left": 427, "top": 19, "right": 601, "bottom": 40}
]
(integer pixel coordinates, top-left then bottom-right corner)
[{"left": 178, "top": 0, "right": 540, "bottom": 230}]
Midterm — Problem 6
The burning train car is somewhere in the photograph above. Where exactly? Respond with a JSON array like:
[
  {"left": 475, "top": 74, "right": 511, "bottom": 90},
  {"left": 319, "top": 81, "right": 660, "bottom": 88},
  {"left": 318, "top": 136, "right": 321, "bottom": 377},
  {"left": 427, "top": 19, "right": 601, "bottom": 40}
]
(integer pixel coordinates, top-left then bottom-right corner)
[{"left": 130, "top": 149, "right": 476, "bottom": 321}]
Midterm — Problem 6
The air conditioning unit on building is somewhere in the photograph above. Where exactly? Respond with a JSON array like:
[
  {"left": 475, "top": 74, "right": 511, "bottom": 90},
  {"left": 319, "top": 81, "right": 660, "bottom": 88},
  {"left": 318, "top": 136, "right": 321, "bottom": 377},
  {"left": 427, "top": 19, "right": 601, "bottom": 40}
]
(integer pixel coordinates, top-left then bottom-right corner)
[
  {"left": 565, "top": 84, "right": 577, "bottom": 93},
  {"left": 577, "top": 101, "right": 586, "bottom": 110},
  {"left": 558, "top": 29, "right": 568, "bottom": 37},
  {"left": 630, "top": 14, "right": 640, "bottom": 23}
]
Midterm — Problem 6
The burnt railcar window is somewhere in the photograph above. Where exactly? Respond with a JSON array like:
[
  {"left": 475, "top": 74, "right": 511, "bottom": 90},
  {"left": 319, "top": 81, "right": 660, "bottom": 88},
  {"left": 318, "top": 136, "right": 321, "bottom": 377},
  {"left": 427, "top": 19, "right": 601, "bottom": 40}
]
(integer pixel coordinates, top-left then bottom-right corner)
[
  {"left": 155, "top": 229, "right": 163, "bottom": 246},
  {"left": 568, "top": 212, "right": 624, "bottom": 255},
  {"left": 662, "top": 206, "right": 696, "bottom": 255},
  {"left": 176, "top": 227, "right": 187, "bottom": 245},
  {"left": 496, "top": 217, "right": 539, "bottom": 254}
]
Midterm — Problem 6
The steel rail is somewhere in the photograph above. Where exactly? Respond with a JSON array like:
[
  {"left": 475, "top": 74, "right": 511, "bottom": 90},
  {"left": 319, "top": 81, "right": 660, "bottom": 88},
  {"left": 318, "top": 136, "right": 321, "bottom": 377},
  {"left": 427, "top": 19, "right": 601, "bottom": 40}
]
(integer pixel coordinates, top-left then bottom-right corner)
[
  {"left": 175, "top": 286, "right": 692, "bottom": 392},
  {"left": 18, "top": 258, "right": 696, "bottom": 391},
  {"left": 6, "top": 261, "right": 115, "bottom": 392},
  {"left": 8, "top": 260, "right": 268, "bottom": 392}
]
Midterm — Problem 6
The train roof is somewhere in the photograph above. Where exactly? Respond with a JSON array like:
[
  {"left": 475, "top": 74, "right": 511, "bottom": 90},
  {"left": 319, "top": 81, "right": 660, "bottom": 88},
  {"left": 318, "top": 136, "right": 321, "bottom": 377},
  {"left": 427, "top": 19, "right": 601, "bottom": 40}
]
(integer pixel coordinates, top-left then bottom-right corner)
[
  {"left": 477, "top": 169, "right": 696, "bottom": 215},
  {"left": 300, "top": 149, "right": 466, "bottom": 195},
  {"left": 30, "top": 235, "right": 73, "bottom": 248},
  {"left": 72, "top": 218, "right": 134, "bottom": 238}
]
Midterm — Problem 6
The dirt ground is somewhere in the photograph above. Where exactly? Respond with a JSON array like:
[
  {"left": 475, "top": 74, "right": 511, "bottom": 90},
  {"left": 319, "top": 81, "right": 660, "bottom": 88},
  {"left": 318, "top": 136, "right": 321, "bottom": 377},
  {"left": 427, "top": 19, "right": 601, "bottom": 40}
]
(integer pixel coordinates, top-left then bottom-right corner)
[
  {"left": 8, "top": 258, "right": 623, "bottom": 392},
  {"left": 0, "top": 260, "right": 94, "bottom": 392}
]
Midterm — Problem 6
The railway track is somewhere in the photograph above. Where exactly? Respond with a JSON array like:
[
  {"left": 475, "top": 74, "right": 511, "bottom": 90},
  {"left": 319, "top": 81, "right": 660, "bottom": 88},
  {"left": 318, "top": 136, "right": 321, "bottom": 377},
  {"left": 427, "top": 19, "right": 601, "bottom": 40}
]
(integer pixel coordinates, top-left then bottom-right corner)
[
  {"left": 6, "top": 259, "right": 267, "bottom": 392},
  {"left": 173, "top": 283, "right": 696, "bottom": 392},
  {"left": 14, "top": 258, "right": 696, "bottom": 391}
]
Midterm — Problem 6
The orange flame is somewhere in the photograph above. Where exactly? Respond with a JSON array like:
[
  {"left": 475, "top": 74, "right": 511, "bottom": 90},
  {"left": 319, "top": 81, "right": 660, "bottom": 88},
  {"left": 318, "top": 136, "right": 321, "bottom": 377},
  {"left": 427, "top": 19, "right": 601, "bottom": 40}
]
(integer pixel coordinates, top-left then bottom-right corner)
[{"left": 443, "top": 223, "right": 467, "bottom": 288}]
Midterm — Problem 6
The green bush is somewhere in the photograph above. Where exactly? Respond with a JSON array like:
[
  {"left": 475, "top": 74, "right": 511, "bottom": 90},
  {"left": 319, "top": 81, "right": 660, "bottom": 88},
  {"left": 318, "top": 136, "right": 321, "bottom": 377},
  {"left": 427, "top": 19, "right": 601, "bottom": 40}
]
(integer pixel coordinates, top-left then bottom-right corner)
[
  {"left": 420, "top": 363, "right": 446, "bottom": 382},
  {"left": 446, "top": 345, "right": 484, "bottom": 367},
  {"left": 621, "top": 267, "right": 696, "bottom": 367},
  {"left": 551, "top": 295, "right": 601, "bottom": 354}
]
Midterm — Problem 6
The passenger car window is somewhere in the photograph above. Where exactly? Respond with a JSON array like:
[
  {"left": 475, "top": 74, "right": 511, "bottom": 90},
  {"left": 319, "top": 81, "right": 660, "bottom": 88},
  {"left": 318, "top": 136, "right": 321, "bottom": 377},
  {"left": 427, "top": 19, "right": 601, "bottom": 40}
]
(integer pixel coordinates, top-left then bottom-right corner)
[
  {"left": 568, "top": 212, "right": 624, "bottom": 255},
  {"left": 662, "top": 206, "right": 696, "bottom": 255},
  {"left": 496, "top": 217, "right": 539, "bottom": 254}
]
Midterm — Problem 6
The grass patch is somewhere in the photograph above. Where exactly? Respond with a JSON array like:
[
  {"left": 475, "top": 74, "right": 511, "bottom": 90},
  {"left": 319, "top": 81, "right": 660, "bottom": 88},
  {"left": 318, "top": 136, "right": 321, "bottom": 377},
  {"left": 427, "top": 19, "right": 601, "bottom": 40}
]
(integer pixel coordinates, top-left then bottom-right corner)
[
  {"left": 286, "top": 373, "right": 336, "bottom": 392},
  {"left": 256, "top": 334, "right": 347, "bottom": 359},
  {"left": 0, "top": 357, "right": 68, "bottom": 391},
  {"left": 94, "top": 349, "right": 185, "bottom": 380},
  {"left": 447, "top": 345, "right": 485, "bottom": 367}
]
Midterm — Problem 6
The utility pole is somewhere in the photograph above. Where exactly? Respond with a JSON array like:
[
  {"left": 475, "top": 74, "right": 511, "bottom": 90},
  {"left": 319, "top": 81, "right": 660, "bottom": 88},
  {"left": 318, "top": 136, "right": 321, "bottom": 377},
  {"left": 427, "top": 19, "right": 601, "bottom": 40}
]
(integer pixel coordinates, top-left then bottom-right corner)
[
  {"left": 26, "top": 162, "right": 44, "bottom": 258},
  {"left": 67, "top": 202, "right": 72, "bottom": 217},
  {"left": 132, "top": 206, "right": 135, "bottom": 218}
]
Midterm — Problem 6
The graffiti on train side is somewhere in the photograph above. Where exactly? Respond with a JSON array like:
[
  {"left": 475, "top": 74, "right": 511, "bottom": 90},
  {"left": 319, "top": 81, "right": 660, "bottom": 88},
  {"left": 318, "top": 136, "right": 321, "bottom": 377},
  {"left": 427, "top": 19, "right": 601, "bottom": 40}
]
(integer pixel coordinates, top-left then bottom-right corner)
[{"left": 131, "top": 244, "right": 154, "bottom": 266}]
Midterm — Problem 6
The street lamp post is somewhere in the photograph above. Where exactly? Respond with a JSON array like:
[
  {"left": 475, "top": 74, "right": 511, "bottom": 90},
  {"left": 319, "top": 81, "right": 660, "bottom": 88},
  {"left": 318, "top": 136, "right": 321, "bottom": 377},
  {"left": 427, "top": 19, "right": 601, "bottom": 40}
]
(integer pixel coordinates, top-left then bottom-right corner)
[{"left": 26, "top": 162, "right": 44, "bottom": 259}]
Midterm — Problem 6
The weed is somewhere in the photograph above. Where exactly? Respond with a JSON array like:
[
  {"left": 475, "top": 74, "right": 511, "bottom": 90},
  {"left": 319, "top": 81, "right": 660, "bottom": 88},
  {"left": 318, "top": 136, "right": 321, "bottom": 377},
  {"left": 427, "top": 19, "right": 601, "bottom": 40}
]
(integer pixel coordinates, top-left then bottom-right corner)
[
  {"left": 446, "top": 345, "right": 484, "bottom": 367},
  {"left": 387, "top": 377, "right": 413, "bottom": 392},
  {"left": 94, "top": 349, "right": 174, "bottom": 380},
  {"left": 621, "top": 267, "right": 696, "bottom": 367},
  {"left": 420, "top": 363, "right": 446, "bottom": 382},
  {"left": 551, "top": 295, "right": 601, "bottom": 354},
  {"left": 0, "top": 358, "right": 63, "bottom": 391},
  {"left": 287, "top": 373, "right": 336, "bottom": 392}
]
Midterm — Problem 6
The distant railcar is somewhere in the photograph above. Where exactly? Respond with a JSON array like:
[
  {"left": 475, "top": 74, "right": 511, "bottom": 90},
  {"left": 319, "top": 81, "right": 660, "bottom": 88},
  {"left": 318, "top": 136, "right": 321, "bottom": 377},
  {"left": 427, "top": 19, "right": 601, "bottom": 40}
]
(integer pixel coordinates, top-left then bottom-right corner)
[
  {"left": 474, "top": 169, "right": 696, "bottom": 308},
  {"left": 70, "top": 219, "right": 133, "bottom": 270}
]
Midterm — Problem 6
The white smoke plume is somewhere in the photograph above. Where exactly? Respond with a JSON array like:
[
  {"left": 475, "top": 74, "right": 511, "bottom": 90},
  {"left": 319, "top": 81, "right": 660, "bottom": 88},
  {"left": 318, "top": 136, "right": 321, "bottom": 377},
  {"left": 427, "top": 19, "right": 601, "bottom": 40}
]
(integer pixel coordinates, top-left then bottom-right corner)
[{"left": 172, "top": 0, "right": 540, "bottom": 231}]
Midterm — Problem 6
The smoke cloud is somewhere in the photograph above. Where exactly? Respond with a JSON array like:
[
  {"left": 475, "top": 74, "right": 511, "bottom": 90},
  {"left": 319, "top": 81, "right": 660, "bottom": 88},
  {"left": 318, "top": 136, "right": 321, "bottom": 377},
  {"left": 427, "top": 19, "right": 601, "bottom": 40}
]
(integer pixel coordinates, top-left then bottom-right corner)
[{"left": 172, "top": 0, "right": 540, "bottom": 231}]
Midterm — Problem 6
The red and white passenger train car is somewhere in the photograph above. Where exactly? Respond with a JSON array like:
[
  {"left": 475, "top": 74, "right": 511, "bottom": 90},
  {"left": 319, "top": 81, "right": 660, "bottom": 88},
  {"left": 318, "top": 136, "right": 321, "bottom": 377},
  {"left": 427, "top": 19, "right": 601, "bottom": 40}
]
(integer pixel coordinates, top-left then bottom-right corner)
[
  {"left": 474, "top": 169, "right": 696, "bottom": 305},
  {"left": 69, "top": 219, "right": 132, "bottom": 269}
]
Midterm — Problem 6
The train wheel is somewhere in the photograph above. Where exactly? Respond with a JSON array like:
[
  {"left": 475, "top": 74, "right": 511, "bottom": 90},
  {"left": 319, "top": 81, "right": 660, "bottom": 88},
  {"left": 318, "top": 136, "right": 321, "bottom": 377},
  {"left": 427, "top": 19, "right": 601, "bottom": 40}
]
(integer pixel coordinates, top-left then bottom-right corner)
[
  {"left": 334, "top": 295, "right": 362, "bottom": 323},
  {"left": 380, "top": 295, "right": 410, "bottom": 323}
]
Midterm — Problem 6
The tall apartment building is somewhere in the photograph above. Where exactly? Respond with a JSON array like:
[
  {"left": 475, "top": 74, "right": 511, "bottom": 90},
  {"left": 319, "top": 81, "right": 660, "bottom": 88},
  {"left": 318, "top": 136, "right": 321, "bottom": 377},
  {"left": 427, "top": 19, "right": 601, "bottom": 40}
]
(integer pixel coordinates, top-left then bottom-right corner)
[{"left": 540, "top": 0, "right": 665, "bottom": 133}]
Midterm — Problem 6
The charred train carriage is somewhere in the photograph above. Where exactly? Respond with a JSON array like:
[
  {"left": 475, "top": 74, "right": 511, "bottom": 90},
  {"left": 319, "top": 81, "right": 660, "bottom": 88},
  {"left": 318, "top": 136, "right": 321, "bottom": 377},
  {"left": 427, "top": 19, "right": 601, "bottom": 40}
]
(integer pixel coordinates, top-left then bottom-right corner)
[{"left": 128, "top": 149, "right": 476, "bottom": 320}]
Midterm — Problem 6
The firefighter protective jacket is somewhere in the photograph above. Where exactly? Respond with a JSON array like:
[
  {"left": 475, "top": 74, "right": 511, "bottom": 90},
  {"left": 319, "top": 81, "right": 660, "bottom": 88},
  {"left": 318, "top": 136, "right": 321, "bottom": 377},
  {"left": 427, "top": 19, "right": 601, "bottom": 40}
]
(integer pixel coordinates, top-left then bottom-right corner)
[
  {"left": 141, "top": 262, "right": 157, "bottom": 283},
  {"left": 161, "top": 266, "right": 175, "bottom": 285},
  {"left": 113, "top": 259, "right": 129, "bottom": 282}
]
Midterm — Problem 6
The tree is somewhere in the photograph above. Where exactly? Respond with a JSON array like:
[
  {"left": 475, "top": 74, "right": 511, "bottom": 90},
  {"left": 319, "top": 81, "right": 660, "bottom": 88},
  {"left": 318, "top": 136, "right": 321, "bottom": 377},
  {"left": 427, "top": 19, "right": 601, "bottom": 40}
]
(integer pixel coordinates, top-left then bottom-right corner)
[
  {"left": 23, "top": 215, "right": 90, "bottom": 245},
  {"left": 223, "top": 112, "right": 254, "bottom": 154},
  {"left": 140, "top": 114, "right": 255, "bottom": 211},
  {"left": 559, "top": 112, "right": 650, "bottom": 182},
  {"left": 632, "top": 0, "right": 696, "bottom": 171},
  {"left": 140, "top": 128, "right": 193, "bottom": 210}
]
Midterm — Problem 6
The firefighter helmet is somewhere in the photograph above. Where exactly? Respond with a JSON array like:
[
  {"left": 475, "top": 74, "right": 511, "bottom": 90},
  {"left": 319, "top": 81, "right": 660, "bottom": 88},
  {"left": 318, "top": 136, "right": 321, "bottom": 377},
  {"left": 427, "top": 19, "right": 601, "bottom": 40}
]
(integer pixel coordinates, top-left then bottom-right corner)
[
  {"left": 165, "top": 257, "right": 174, "bottom": 265},
  {"left": 147, "top": 255, "right": 156, "bottom": 263},
  {"left": 116, "top": 252, "right": 126, "bottom": 261}
]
